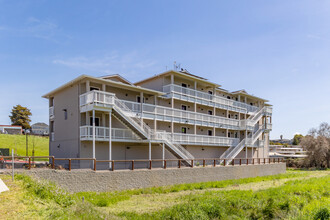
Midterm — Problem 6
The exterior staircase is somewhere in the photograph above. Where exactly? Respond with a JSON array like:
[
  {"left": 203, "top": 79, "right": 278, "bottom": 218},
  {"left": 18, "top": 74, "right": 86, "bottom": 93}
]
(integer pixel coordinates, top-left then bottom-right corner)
[
  {"left": 82, "top": 90, "right": 194, "bottom": 165},
  {"left": 220, "top": 106, "right": 270, "bottom": 164}
]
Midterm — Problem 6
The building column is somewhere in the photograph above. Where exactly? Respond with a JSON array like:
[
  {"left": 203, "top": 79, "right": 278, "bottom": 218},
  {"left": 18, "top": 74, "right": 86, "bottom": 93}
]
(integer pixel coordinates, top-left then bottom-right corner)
[
  {"left": 154, "top": 96, "right": 157, "bottom": 132},
  {"left": 86, "top": 80, "right": 90, "bottom": 92},
  {"left": 102, "top": 84, "right": 106, "bottom": 91},
  {"left": 109, "top": 110, "right": 112, "bottom": 169},
  {"left": 102, "top": 113, "right": 105, "bottom": 127},
  {"left": 162, "top": 142, "right": 165, "bottom": 167},
  {"left": 251, "top": 146, "right": 254, "bottom": 159},
  {"left": 86, "top": 111, "right": 89, "bottom": 126},
  {"left": 171, "top": 98, "right": 174, "bottom": 134},
  {"left": 92, "top": 109, "right": 95, "bottom": 159},
  {"left": 149, "top": 141, "right": 152, "bottom": 160},
  {"left": 140, "top": 92, "right": 144, "bottom": 126}
]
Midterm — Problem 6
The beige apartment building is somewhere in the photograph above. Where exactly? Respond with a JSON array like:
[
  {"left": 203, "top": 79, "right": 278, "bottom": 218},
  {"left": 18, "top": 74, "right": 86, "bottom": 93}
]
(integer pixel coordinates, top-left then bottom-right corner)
[{"left": 43, "top": 70, "right": 272, "bottom": 169}]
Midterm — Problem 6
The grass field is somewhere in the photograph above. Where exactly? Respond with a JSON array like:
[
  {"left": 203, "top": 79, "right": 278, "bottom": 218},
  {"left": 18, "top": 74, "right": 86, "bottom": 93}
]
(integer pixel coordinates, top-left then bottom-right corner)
[
  {"left": 0, "top": 169, "right": 329, "bottom": 219},
  {"left": 0, "top": 134, "right": 49, "bottom": 157}
]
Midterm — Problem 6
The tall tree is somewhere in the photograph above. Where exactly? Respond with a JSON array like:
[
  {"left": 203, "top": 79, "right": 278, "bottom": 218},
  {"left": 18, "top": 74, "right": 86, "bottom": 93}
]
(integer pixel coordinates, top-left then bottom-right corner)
[
  {"left": 301, "top": 122, "right": 330, "bottom": 168},
  {"left": 292, "top": 134, "right": 303, "bottom": 145},
  {"left": 9, "top": 105, "right": 32, "bottom": 130}
]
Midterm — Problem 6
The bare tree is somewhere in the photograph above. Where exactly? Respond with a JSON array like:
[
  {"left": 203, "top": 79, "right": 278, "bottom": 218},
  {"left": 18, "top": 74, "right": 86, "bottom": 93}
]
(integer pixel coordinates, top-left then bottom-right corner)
[{"left": 301, "top": 122, "right": 330, "bottom": 168}]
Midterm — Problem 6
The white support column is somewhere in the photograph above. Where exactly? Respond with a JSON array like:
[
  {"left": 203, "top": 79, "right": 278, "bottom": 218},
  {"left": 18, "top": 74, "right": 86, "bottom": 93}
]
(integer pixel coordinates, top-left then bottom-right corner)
[
  {"left": 251, "top": 146, "right": 254, "bottom": 158},
  {"left": 140, "top": 92, "right": 144, "bottom": 126},
  {"left": 162, "top": 142, "right": 165, "bottom": 167},
  {"left": 108, "top": 110, "right": 112, "bottom": 169},
  {"left": 86, "top": 111, "right": 89, "bottom": 126},
  {"left": 92, "top": 109, "right": 96, "bottom": 159},
  {"left": 171, "top": 74, "right": 174, "bottom": 85},
  {"left": 102, "top": 113, "right": 105, "bottom": 127},
  {"left": 102, "top": 84, "right": 106, "bottom": 91},
  {"left": 149, "top": 141, "right": 152, "bottom": 160},
  {"left": 154, "top": 96, "right": 157, "bottom": 132}
]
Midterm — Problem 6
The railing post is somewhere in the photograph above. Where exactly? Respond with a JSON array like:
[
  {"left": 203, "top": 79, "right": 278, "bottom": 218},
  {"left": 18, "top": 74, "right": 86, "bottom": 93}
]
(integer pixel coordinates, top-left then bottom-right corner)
[
  {"left": 149, "top": 160, "right": 152, "bottom": 169},
  {"left": 239, "top": 159, "right": 242, "bottom": 166},
  {"left": 112, "top": 161, "right": 114, "bottom": 171},
  {"left": 264, "top": 158, "right": 266, "bottom": 164},
  {"left": 191, "top": 159, "right": 194, "bottom": 168},
  {"left": 69, "top": 159, "right": 71, "bottom": 171},
  {"left": 203, "top": 159, "right": 205, "bottom": 167},
  {"left": 164, "top": 160, "right": 167, "bottom": 169},
  {"left": 52, "top": 156, "right": 55, "bottom": 169},
  {"left": 224, "top": 159, "right": 226, "bottom": 166},
  {"left": 213, "top": 159, "right": 216, "bottom": 167},
  {"left": 178, "top": 160, "right": 181, "bottom": 168},
  {"left": 232, "top": 159, "right": 235, "bottom": 166},
  {"left": 259, "top": 158, "right": 260, "bottom": 164},
  {"left": 93, "top": 159, "right": 96, "bottom": 171},
  {"left": 28, "top": 157, "right": 31, "bottom": 170},
  {"left": 252, "top": 158, "right": 254, "bottom": 165},
  {"left": 247, "top": 158, "right": 249, "bottom": 165},
  {"left": 132, "top": 160, "right": 134, "bottom": 170}
]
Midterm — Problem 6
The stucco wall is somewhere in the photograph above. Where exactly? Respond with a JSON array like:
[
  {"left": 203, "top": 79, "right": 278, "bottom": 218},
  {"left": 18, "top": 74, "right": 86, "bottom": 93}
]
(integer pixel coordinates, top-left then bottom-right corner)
[{"left": 24, "top": 163, "right": 286, "bottom": 192}]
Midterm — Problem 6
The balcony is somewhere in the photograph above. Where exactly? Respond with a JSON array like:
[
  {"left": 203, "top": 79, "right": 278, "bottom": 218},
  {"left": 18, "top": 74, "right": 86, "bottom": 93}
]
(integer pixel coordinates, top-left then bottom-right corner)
[
  {"left": 170, "top": 133, "right": 239, "bottom": 147},
  {"left": 121, "top": 100, "right": 243, "bottom": 130},
  {"left": 163, "top": 84, "right": 259, "bottom": 114},
  {"left": 49, "top": 106, "right": 54, "bottom": 119},
  {"left": 80, "top": 126, "right": 141, "bottom": 141}
]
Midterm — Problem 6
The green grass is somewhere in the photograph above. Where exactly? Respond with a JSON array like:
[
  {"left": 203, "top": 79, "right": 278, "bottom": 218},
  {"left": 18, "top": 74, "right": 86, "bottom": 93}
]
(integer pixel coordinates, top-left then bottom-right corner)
[
  {"left": 76, "top": 170, "right": 312, "bottom": 207},
  {"left": 1, "top": 170, "right": 329, "bottom": 219},
  {"left": 0, "top": 134, "right": 49, "bottom": 158},
  {"left": 117, "top": 175, "right": 330, "bottom": 219}
]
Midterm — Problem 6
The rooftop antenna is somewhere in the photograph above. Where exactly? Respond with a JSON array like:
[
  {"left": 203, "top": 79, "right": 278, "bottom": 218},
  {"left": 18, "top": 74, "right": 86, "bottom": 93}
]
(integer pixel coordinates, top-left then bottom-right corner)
[{"left": 173, "top": 61, "right": 181, "bottom": 71}]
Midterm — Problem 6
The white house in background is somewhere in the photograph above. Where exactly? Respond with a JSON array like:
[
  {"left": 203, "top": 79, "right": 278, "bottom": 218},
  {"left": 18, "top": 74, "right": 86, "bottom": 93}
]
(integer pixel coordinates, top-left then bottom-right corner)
[
  {"left": 31, "top": 122, "right": 49, "bottom": 136},
  {"left": 42, "top": 70, "right": 273, "bottom": 169},
  {"left": 0, "top": 125, "right": 22, "bottom": 135}
]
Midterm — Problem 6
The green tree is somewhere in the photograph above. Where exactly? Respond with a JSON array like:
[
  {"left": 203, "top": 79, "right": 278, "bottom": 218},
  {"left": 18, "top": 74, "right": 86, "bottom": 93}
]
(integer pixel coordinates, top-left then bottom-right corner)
[
  {"left": 292, "top": 134, "right": 303, "bottom": 145},
  {"left": 9, "top": 105, "right": 32, "bottom": 130}
]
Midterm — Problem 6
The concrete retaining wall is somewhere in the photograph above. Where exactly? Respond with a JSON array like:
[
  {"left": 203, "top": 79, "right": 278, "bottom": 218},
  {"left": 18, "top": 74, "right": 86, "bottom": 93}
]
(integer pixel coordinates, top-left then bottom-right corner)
[{"left": 20, "top": 163, "right": 286, "bottom": 192}]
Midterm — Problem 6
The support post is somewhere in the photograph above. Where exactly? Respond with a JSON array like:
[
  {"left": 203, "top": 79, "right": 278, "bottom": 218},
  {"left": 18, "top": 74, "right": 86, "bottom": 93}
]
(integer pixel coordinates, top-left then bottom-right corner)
[
  {"left": 92, "top": 109, "right": 96, "bottom": 159},
  {"left": 109, "top": 110, "right": 112, "bottom": 169},
  {"left": 149, "top": 141, "right": 151, "bottom": 161},
  {"left": 162, "top": 143, "right": 165, "bottom": 167}
]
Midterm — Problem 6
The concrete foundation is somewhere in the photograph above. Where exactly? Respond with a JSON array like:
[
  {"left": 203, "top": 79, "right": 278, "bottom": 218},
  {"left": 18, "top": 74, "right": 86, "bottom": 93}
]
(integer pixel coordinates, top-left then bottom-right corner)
[{"left": 21, "top": 163, "right": 286, "bottom": 192}]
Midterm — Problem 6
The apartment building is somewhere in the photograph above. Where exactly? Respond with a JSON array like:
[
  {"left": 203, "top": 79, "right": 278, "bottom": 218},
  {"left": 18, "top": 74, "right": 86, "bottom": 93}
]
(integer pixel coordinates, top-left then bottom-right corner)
[{"left": 43, "top": 70, "right": 272, "bottom": 168}]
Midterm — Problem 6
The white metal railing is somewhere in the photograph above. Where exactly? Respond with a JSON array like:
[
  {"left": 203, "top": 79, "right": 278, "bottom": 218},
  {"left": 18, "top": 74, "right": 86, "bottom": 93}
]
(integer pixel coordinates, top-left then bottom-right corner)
[
  {"left": 80, "top": 126, "right": 141, "bottom": 140},
  {"left": 265, "top": 123, "right": 272, "bottom": 130},
  {"left": 171, "top": 133, "right": 239, "bottom": 146},
  {"left": 79, "top": 90, "right": 194, "bottom": 160},
  {"left": 163, "top": 84, "right": 259, "bottom": 113},
  {"left": 49, "top": 106, "right": 54, "bottom": 119},
  {"left": 120, "top": 100, "right": 241, "bottom": 130},
  {"left": 152, "top": 131, "right": 195, "bottom": 159},
  {"left": 51, "top": 132, "right": 54, "bottom": 141}
]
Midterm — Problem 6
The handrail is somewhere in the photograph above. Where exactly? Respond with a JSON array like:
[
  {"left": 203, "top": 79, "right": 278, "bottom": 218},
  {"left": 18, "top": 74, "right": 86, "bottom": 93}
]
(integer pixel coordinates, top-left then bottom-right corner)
[{"left": 163, "top": 84, "right": 260, "bottom": 113}]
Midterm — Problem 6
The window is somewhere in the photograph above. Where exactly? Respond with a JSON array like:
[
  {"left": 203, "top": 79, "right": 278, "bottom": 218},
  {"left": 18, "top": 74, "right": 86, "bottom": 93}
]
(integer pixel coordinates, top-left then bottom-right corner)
[
  {"left": 208, "top": 110, "right": 213, "bottom": 115},
  {"left": 235, "top": 132, "right": 238, "bottom": 138},
  {"left": 181, "top": 127, "right": 187, "bottom": 134},
  {"left": 90, "top": 117, "right": 100, "bottom": 126},
  {"left": 228, "top": 132, "right": 231, "bottom": 138},
  {"left": 136, "top": 96, "right": 145, "bottom": 103},
  {"left": 208, "top": 130, "right": 212, "bottom": 136},
  {"left": 208, "top": 91, "right": 213, "bottom": 95},
  {"left": 181, "top": 105, "right": 187, "bottom": 111},
  {"left": 90, "top": 87, "right": 100, "bottom": 91},
  {"left": 63, "top": 109, "right": 67, "bottom": 120},
  {"left": 227, "top": 96, "right": 231, "bottom": 99},
  {"left": 181, "top": 83, "right": 187, "bottom": 88},
  {"left": 235, "top": 115, "right": 238, "bottom": 119},
  {"left": 228, "top": 114, "right": 231, "bottom": 118}
]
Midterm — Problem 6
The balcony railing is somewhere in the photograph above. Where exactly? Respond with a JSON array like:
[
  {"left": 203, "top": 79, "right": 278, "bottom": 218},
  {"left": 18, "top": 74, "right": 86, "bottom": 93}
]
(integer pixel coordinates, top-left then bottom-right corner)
[
  {"left": 49, "top": 106, "right": 54, "bottom": 119},
  {"left": 80, "top": 126, "right": 141, "bottom": 141},
  {"left": 163, "top": 84, "right": 259, "bottom": 113},
  {"left": 120, "top": 100, "right": 242, "bottom": 130},
  {"left": 80, "top": 126, "right": 240, "bottom": 147},
  {"left": 171, "top": 133, "right": 239, "bottom": 147}
]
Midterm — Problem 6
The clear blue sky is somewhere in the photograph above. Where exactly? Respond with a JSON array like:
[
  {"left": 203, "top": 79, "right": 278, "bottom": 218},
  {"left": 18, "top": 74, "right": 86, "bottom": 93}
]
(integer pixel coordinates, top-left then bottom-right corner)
[{"left": 1, "top": 0, "right": 330, "bottom": 139}]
